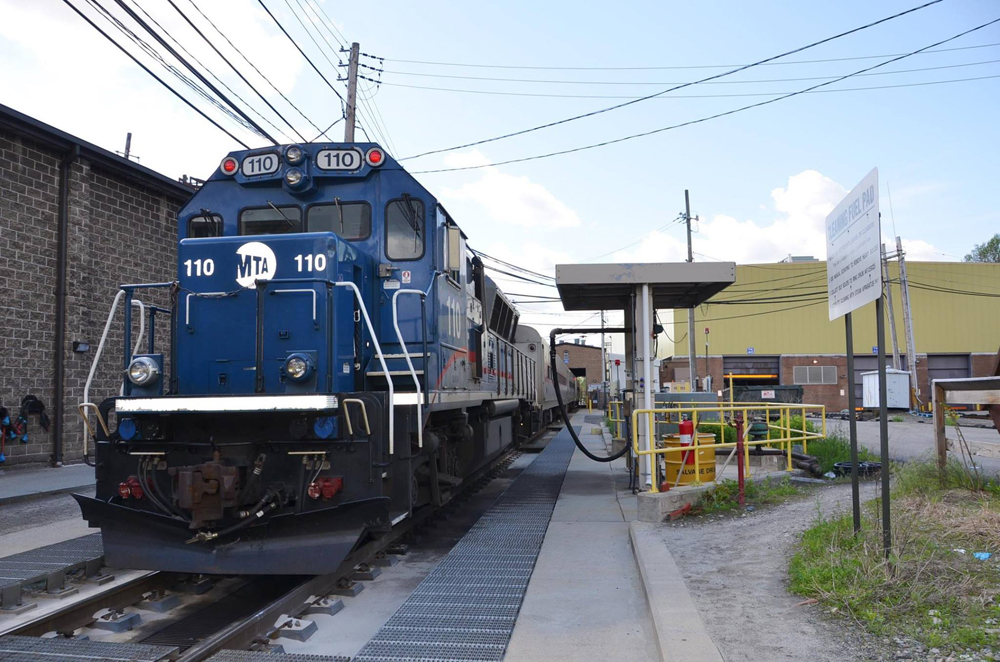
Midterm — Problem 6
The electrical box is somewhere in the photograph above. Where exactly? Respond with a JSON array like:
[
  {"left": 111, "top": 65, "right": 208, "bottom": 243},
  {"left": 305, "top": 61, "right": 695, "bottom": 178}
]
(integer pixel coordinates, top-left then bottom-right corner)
[{"left": 862, "top": 369, "right": 910, "bottom": 410}]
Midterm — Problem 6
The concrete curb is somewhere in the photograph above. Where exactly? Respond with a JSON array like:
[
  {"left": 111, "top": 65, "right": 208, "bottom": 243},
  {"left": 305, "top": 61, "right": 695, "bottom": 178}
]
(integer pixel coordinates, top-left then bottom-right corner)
[{"left": 629, "top": 521, "right": 724, "bottom": 662}]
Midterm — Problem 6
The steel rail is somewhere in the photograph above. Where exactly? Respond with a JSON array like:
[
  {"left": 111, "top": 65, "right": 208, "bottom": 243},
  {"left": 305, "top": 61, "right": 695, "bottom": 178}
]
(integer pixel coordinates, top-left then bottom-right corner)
[
  {"left": 3, "top": 572, "right": 175, "bottom": 638},
  {"left": 176, "top": 440, "right": 534, "bottom": 661}
]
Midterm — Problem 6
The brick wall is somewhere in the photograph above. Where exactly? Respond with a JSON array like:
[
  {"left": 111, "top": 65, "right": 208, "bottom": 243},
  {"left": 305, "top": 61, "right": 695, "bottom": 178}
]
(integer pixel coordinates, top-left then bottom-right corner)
[
  {"left": 554, "top": 343, "right": 603, "bottom": 385},
  {"left": 780, "top": 356, "right": 849, "bottom": 411},
  {"left": 0, "top": 128, "right": 186, "bottom": 467}
]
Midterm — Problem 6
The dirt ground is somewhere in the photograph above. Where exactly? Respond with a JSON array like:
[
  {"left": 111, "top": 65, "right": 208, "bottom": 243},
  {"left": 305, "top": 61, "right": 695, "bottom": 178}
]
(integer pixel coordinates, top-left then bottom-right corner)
[{"left": 655, "top": 481, "right": 894, "bottom": 661}]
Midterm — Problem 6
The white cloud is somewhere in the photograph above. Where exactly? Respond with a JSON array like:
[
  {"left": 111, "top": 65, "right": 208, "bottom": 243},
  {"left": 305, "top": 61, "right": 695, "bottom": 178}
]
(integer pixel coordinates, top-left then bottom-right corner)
[
  {"left": 0, "top": 0, "right": 307, "bottom": 179},
  {"left": 610, "top": 169, "right": 949, "bottom": 265},
  {"left": 439, "top": 150, "right": 581, "bottom": 229}
]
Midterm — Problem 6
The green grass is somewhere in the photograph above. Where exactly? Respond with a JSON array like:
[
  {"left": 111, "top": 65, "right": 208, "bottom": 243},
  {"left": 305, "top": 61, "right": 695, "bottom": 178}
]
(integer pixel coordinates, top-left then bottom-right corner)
[
  {"left": 795, "top": 433, "right": 879, "bottom": 475},
  {"left": 890, "top": 415, "right": 905, "bottom": 423},
  {"left": 789, "top": 460, "right": 1000, "bottom": 652},
  {"left": 696, "top": 477, "right": 800, "bottom": 514}
]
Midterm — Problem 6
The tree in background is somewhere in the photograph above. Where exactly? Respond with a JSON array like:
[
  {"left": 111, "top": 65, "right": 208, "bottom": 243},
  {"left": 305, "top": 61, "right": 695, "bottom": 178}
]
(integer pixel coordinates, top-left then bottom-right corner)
[{"left": 964, "top": 234, "right": 1000, "bottom": 263}]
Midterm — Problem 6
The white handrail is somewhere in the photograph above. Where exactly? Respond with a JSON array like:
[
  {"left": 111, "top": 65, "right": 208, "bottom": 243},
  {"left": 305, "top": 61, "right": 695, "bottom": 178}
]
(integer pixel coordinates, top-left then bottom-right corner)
[
  {"left": 391, "top": 289, "right": 425, "bottom": 448},
  {"left": 334, "top": 282, "right": 395, "bottom": 453},
  {"left": 81, "top": 295, "right": 152, "bottom": 455}
]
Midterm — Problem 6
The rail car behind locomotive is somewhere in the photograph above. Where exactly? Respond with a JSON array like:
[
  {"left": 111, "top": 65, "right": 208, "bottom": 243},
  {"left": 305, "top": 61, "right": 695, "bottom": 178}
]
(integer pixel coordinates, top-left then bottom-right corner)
[{"left": 75, "top": 143, "right": 576, "bottom": 575}]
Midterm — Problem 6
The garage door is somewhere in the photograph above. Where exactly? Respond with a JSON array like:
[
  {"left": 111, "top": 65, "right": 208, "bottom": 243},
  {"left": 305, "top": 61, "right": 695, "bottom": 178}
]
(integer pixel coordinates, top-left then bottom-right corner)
[
  {"left": 722, "top": 355, "right": 780, "bottom": 376},
  {"left": 927, "top": 354, "right": 971, "bottom": 383}
]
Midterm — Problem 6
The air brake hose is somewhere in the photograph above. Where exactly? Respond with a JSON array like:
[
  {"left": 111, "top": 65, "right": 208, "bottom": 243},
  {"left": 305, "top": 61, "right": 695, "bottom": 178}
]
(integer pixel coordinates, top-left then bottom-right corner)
[{"left": 549, "top": 328, "right": 629, "bottom": 463}]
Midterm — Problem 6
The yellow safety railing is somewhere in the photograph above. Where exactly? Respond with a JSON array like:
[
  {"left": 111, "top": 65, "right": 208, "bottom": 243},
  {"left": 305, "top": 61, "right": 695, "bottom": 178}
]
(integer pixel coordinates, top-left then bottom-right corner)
[
  {"left": 607, "top": 400, "right": 625, "bottom": 440},
  {"left": 631, "top": 402, "right": 826, "bottom": 493}
]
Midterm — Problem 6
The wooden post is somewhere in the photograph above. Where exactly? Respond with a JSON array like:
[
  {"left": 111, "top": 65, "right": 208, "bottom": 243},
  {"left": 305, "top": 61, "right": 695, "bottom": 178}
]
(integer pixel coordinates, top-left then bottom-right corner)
[{"left": 933, "top": 382, "right": 947, "bottom": 481}]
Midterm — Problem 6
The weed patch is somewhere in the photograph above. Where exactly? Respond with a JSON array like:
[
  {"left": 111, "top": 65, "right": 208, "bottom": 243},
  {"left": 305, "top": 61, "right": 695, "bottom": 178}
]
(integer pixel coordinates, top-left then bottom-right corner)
[
  {"left": 790, "top": 460, "right": 1000, "bottom": 652},
  {"left": 697, "top": 477, "right": 800, "bottom": 515},
  {"left": 796, "top": 433, "right": 879, "bottom": 475}
]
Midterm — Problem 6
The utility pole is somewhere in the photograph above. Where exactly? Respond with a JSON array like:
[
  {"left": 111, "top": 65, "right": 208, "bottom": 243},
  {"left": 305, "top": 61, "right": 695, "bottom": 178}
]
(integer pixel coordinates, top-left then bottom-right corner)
[
  {"left": 685, "top": 190, "right": 698, "bottom": 391},
  {"left": 881, "top": 243, "right": 901, "bottom": 370},
  {"left": 896, "top": 236, "right": 920, "bottom": 400},
  {"left": 600, "top": 310, "right": 606, "bottom": 409},
  {"left": 344, "top": 42, "right": 360, "bottom": 143}
]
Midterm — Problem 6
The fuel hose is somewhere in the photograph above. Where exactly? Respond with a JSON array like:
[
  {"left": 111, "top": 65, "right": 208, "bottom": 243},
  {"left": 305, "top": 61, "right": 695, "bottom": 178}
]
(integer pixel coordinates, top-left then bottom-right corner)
[{"left": 549, "top": 328, "right": 629, "bottom": 463}]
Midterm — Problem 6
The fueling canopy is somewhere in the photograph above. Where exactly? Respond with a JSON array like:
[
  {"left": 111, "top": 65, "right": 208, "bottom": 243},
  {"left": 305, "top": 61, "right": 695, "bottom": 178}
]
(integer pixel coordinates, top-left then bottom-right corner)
[{"left": 554, "top": 262, "right": 735, "bottom": 311}]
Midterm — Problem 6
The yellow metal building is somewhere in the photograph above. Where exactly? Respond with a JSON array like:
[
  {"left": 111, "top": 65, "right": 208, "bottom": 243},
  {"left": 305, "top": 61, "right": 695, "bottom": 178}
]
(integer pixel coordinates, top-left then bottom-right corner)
[{"left": 666, "top": 260, "right": 1000, "bottom": 411}]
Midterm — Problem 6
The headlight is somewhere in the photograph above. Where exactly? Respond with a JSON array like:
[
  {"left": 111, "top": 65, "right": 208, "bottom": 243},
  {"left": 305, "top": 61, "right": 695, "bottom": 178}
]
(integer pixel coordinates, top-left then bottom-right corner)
[
  {"left": 285, "top": 168, "right": 304, "bottom": 187},
  {"left": 284, "top": 354, "right": 314, "bottom": 382},
  {"left": 127, "top": 357, "right": 159, "bottom": 386},
  {"left": 285, "top": 145, "right": 304, "bottom": 165}
]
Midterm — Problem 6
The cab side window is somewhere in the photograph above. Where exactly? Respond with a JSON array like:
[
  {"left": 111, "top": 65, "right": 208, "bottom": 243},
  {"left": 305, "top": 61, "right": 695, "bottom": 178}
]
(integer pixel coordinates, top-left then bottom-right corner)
[
  {"left": 385, "top": 196, "right": 424, "bottom": 260},
  {"left": 239, "top": 206, "right": 302, "bottom": 235},
  {"left": 188, "top": 214, "right": 223, "bottom": 238}
]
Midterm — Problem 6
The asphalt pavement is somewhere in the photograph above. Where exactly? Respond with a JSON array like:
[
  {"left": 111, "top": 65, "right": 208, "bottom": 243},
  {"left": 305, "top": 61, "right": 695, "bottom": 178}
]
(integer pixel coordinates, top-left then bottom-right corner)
[{"left": 826, "top": 418, "right": 1000, "bottom": 475}]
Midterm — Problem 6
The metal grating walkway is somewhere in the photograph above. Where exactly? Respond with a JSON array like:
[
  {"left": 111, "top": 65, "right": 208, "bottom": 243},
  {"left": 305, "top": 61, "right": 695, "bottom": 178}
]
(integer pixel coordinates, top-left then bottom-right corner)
[
  {"left": 0, "top": 533, "right": 104, "bottom": 611},
  {"left": 353, "top": 428, "right": 575, "bottom": 662},
  {"left": 0, "top": 635, "right": 176, "bottom": 662},
  {"left": 206, "top": 651, "right": 348, "bottom": 662}
]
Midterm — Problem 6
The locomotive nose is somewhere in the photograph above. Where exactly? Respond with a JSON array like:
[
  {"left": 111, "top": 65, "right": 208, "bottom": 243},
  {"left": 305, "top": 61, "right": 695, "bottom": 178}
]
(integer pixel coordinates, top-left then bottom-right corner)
[{"left": 177, "top": 233, "right": 350, "bottom": 396}]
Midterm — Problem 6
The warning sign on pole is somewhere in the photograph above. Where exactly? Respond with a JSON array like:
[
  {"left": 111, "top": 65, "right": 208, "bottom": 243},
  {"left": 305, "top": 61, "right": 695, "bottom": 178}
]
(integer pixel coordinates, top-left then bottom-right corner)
[{"left": 826, "top": 167, "right": 881, "bottom": 321}]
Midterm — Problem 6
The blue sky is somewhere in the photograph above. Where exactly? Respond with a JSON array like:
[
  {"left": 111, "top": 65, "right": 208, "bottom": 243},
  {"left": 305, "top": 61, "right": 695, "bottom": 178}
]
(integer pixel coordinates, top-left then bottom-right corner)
[{"left": 1, "top": 0, "right": 998, "bottom": 329}]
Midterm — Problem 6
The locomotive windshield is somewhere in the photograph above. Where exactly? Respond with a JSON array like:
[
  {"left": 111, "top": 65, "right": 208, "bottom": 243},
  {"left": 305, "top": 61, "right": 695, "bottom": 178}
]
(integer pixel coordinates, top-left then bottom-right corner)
[
  {"left": 307, "top": 200, "right": 371, "bottom": 239},
  {"left": 239, "top": 205, "right": 302, "bottom": 235}
]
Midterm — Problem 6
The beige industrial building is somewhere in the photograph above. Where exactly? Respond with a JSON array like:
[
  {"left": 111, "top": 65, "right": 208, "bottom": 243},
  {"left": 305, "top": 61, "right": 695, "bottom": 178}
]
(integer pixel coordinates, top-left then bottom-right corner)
[{"left": 661, "top": 260, "right": 1000, "bottom": 411}]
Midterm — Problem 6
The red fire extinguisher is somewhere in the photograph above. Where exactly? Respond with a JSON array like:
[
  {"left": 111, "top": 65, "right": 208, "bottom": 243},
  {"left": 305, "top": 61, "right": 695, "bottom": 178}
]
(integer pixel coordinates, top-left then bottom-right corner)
[{"left": 679, "top": 418, "right": 695, "bottom": 465}]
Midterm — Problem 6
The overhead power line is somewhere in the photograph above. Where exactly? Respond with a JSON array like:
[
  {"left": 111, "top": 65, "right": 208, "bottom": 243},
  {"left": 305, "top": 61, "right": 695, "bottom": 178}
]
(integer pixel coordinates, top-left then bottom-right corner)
[
  {"left": 400, "top": 0, "right": 944, "bottom": 161},
  {"left": 111, "top": 0, "right": 279, "bottom": 143},
  {"left": 126, "top": 0, "right": 295, "bottom": 142},
  {"left": 60, "top": 0, "right": 250, "bottom": 147},
  {"left": 382, "top": 56, "right": 1000, "bottom": 86},
  {"left": 184, "top": 0, "right": 333, "bottom": 140},
  {"left": 85, "top": 0, "right": 259, "bottom": 134},
  {"left": 382, "top": 71, "right": 1000, "bottom": 101},
  {"left": 255, "top": 0, "right": 346, "bottom": 103},
  {"left": 413, "top": 16, "right": 1000, "bottom": 174},
  {"left": 161, "top": 0, "right": 308, "bottom": 142},
  {"left": 384, "top": 40, "right": 1000, "bottom": 71},
  {"left": 474, "top": 250, "right": 556, "bottom": 281}
]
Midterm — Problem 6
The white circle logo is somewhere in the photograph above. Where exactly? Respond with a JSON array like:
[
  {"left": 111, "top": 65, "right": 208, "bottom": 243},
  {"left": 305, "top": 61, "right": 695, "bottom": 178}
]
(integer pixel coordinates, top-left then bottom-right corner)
[{"left": 235, "top": 241, "right": 277, "bottom": 288}]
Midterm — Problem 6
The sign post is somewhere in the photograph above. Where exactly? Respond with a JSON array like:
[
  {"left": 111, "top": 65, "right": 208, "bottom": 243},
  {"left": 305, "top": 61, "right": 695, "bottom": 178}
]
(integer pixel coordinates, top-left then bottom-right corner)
[{"left": 825, "top": 167, "right": 890, "bottom": 556}]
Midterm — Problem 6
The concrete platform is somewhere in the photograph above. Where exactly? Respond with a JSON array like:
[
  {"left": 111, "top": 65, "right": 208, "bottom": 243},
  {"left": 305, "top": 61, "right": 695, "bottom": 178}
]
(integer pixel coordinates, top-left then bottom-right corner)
[
  {"left": 0, "top": 463, "right": 95, "bottom": 505},
  {"left": 506, "top": 412, "right": 722, "bottom": 661}
]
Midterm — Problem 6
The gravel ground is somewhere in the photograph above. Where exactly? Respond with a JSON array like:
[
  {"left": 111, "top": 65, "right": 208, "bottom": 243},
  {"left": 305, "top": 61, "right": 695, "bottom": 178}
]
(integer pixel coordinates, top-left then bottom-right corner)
[
  {"left": 654, "top": 480, "right": 998, "bottom": 662},
  {"left": 656, "top": 481, "right": 893, "bottom": 661}
]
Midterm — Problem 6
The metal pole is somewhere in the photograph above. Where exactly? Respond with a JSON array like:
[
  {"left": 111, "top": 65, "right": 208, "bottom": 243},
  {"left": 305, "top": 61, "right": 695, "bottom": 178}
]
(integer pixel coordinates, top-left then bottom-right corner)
[
  {"left": 642, "top": 284, "right": 653, "bottom": 487},
  {"left": 845, "top": 312, "right": 861, "bottom": 533},
  {"left": 881, "top": 244, "right": 901, "bottom": 371},
  {"left": 876, "top": 297, "right": 892, "bottom": 558},
  {"left": 896, "top": 237, "right": 919, "bottom": 402},
  {"left": 344, "top": 42, "right": 360, "bottom": 143},
  {"left": 601, "top": 310, "right": 606, "bottom": 410},
  {"left": 124, "top": 132, "right": 132, "bottom": 159},
  {"left": 735, "top": 413, "right": 745, "bottom": 507},
  {"left": 685, "top": 190, "right": 698, "bottom": 391}
]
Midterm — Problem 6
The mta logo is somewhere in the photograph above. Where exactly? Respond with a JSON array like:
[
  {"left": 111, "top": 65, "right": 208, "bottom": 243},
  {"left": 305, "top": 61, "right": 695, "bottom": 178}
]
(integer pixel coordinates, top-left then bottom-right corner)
[{"left": 235, "top": 241, "right": 277, "bottom": 288}]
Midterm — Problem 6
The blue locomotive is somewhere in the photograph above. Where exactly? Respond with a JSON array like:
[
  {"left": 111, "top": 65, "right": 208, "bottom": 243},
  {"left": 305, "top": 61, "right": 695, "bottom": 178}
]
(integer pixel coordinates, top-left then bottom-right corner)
[{"left": 75, "top": 143, "right": 578, "bottom": 574}]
